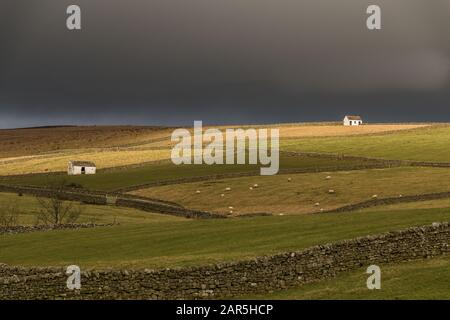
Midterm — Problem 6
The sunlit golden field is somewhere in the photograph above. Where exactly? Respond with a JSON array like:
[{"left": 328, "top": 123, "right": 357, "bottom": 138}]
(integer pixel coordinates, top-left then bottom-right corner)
[
  {"left": 112, "top": 123, "right": 432, "bottom": 149},
  {"left": 276, "top": 124, "right": 430, "bottom": 138},
  {"left": 0, "top": 149, "right": 171, "bottom": 175},
  {"left": 130, "top": 167, "right": 450, "bottom": 215}
]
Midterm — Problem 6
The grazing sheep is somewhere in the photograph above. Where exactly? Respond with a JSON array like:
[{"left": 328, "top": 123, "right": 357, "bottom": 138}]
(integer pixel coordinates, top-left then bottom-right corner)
[
  {"left": 229, "top": 210, "right": 233, "bottom": 214},
  {"left": 220, "top": 194, "right": 225, "bottom": 197},
  {"left": 196, "top": 190, "right": 201, "bottom": 194},
  {"left": 249, "top": 187, "right": 253, "bottom": 190},
  {"left": 320, "top": 208, "right": 324, "bottom": 212},
  {"left": 225, "top": 187, "right": 231, "bottom": 191},
  {"left": 328, "top": 189, "right": 335, "bottom": 194},
  {"left": 372, "top": 194, "right": 378, "bottom": 198},
  {"left": 287, "top": 178, "right": 292, "bottom": 182},
  {"left": 253, "top": 184, "right": 259, "bottom": 188},
  {"left": 326, "top": 176, "right": 331, "bottom": 179},
  {"left": 314, "top": 202, "right": 320, "bottom": 206},
  {"left": 228, "top": 206, "right": 234, "bottom": 210}
]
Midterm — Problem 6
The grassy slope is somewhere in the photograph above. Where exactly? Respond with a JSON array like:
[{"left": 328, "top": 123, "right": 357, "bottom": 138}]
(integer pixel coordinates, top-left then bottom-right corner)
[
  {"left": 131, "top": 167, "right": 450, "bottom": 215},
  {"left": 0, "top": 192, "right": 184, "bottom": 225},
  {"left": 241, "top": 254, "right": 450, "bottom": 300},
  {"left": 0, "top": 149, "right": 171, "bottom": 176},
  {"left": 356, "top": 198, "right": 450, "bottom": 213},
  {"left": 0, "top": 155, "right": 378, "bottom": 191},
  {"left": 0, "top": 126, "right": 174, "bottom": 158},
  {"left": 281, "top": 125, "right": 450, "bottom": 162},
  {"left": 1, "top": 207, "right": 449, "bottom": 269}
]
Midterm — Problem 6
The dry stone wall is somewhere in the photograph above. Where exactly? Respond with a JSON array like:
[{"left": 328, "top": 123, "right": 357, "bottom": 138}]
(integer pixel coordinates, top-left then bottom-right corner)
[
  {"left": 326, "top": 191, "right": 450, "bottom": 213},
  {"left": 0, "top": 223, "right": 113, "bottom": 235},
  {"left": 1, "top": 222, "right": 449, "bottom": 300}
]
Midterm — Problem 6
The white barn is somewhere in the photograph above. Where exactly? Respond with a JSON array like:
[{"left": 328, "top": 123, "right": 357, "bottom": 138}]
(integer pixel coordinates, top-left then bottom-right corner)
[
  {"left": 343, "top": 115, "right": 363, "bottom": 126},
  {"left": 68, "top": 161, "right": 96, "bottom": 175}
]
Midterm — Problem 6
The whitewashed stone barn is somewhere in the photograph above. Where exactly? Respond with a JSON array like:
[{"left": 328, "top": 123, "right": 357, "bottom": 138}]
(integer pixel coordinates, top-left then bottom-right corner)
[
  {"left": 68, "top": 161, "right": 96, "bottom": 175},
  {"left": 343, "top": 115, "right": 363, "bottom": 126}
]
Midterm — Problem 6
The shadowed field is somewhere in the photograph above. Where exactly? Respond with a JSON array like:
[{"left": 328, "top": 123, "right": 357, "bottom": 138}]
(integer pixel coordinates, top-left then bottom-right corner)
[{"left": 0, "top": 126, "right": 175, "bottom": 158}]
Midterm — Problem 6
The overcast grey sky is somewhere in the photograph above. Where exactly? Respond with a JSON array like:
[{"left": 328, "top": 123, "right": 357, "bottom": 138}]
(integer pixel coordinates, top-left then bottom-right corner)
[{"left": 0, "top": 0, "right": 449, "bottom": 128}]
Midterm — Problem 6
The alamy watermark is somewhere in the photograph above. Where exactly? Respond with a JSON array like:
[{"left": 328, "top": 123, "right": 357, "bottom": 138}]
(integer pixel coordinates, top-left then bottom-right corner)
[
  {"left": 366, "top": 5, "right": 382, "bottom": 30},
  {"left": 171, "top": 121, "right": 279, "bottom": 175},
  {"left": 66, "top": 5, "right": 382, "bottom": 31},
  {"left": 66, "top": 265, "right": 81, "bottom": 290},
  {"left": 366, "top": 265, "right": 381, "bottom": 290},
  {"left": 66, "top": 5, "right": 81, "bottom": 30}
]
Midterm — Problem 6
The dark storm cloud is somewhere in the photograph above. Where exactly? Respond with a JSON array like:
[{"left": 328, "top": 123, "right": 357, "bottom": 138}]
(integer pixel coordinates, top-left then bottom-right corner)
[{"left": 0, "top": 0, "right": 449, "bottom": 128}]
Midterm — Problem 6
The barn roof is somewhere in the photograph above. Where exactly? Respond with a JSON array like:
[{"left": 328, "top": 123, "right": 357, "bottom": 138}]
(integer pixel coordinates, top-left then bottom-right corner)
[
  {"left": 69, "top": 160, "right": 96, "bottom": 167},
  {"left": 345, "top": 115, "right": 362, "bottom": 120}
]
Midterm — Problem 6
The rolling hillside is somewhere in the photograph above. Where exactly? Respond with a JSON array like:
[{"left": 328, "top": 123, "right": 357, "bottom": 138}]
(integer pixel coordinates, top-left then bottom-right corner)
[
  {"left": 1, "top": 206, "right": 449, "bottom": 269},
  {"left": 1, "top": 122, "right": 450, "bottom": 300},
  {"left": 0, "top": 126, "right": 175, "bottom": 158},
  {"left": 0, "top": 123, "right": 434, "bottom": 175}
]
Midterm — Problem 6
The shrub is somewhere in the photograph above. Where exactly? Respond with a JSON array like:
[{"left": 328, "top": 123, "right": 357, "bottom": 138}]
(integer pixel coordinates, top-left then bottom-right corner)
[
  {"left": 66, "top": 182, "right": 84, "bottom": 189},
  {"left": 35, "top": 181, "right": 83, "bottom": 225},
  {"left": 0, "top": 203, "right": 19, "bottom": 227}
]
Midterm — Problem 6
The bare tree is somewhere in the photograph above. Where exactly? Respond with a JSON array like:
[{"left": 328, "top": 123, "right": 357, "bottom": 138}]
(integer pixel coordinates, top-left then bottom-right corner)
[
  {"left": 35, "top": 182, "right": 83, "bottom": 225},
  {"left": 0, "top": 202, "right": 19, "bottom": 227}
]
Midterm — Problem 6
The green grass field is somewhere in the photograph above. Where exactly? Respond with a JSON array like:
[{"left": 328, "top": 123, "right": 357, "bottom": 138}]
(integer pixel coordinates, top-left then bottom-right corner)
[
  {"left": 0, "top": 154, "right": 380, "bottom": 191},
  {"left": 131, "top": 167, "right": 450, "bottom": 215},
  {"left": 281, "top": 125, "right": 450, "bottom": 162},
  {"left": 1, "top": 206, "right": 449, "bottom": 269},
  {"left": 356, "top": 198, "right": 450, "bottom": 213},
  {"left": 240, "top": 254, "right": 450, "bottom": 300},
  {"left": 0, "top": 192, "right": 183, "bottom": 225}
]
